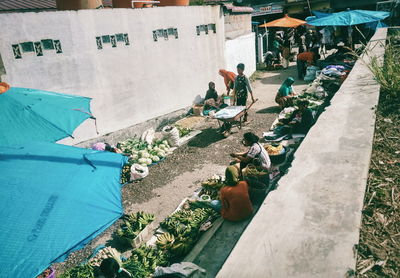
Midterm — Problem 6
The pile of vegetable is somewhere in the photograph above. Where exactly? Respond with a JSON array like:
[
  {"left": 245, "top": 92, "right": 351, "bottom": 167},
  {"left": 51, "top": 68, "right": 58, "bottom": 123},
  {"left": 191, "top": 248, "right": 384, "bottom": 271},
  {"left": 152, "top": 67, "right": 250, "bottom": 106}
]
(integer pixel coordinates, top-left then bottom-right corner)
[
  {"left": 175, "top": 125, "right": 191, "bottom": 138},
  {"left": 200, "top": 175, "right": 224, "bottom": 200},
  {"left": 158, "top": 207, "right": 219, "bottom": 257},
  {"left": 264, "top": 144, "right": 284, "bottom": 156},
  {"left": 118, "top": 138, "right": 173, "bottom": 167},
  {"left": 123, "top": 245, "right": 169, "bottom": 278},
  {"left": 58, "top": 264, "right": 94, "bottom": 278},
  {"left": 116, "top": 212, "right": 155, "bottom": 244}
]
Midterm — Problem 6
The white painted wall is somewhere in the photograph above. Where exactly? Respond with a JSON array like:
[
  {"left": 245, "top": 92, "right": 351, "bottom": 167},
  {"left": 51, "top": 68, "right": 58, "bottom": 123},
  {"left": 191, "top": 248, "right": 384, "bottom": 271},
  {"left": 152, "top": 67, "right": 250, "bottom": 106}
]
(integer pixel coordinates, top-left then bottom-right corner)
[
  {"left": 224, "top": 32, "right": 256, "bottom": 77},
  {"left": 0, "top": 6, "right": 226, "bottom": 143}
]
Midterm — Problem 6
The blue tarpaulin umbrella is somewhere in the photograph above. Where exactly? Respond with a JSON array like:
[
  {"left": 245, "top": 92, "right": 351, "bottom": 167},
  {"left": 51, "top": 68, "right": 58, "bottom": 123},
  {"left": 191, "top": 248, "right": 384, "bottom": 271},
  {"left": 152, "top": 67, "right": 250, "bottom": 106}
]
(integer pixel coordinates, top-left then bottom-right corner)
[
  {"left": 306, "top": 11, "right": 331, "bottom": 21},
  {"left": 0, "top": 85, "right": 95, "bottom": 146},
  {"left": 366, "top": 20, "right": 389, "bottom": 30},
  {"left": 0, "top": 142, "right": 128, "bottom": 277},
  {"left": 307, "top": 10, "right": 390, "bottom": 26}
]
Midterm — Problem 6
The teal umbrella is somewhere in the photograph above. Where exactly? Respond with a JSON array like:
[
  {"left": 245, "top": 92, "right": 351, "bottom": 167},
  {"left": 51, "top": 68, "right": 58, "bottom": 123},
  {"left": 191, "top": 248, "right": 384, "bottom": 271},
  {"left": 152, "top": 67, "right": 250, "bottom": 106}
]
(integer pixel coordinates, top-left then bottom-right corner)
[
  {"left": 0, "top": 85, "right": 95, "bottom": 145},
  {"left": 307, "top": 10, "right": 390, "bottom": 26}
]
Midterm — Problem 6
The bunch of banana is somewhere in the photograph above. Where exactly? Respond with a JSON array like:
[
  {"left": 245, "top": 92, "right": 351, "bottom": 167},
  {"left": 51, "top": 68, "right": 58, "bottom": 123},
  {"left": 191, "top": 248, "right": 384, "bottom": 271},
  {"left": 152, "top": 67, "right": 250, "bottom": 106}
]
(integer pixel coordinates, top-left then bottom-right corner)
[
  {"left": 156, "top": 232, "right": 175, "bottom": 249},
  {"left": 118, "top": 212, "right": 155, "bottom": 240},
  {"left": 128, "top": 244, "right": 170, "bottom": 274},
  {"left": 264, "top": 144, "right": 284, "bottom": 156},
  {"left": 170, "top": 236, "right": 195, "bottom": 257}
]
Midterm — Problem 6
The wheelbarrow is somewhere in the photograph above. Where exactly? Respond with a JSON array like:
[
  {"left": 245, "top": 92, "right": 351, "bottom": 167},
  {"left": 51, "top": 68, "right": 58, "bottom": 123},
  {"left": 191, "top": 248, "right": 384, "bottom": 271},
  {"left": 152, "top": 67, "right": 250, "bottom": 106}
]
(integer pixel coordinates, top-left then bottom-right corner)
[{"left": 215, "top": 99, "right": 258, "bottom": 136}]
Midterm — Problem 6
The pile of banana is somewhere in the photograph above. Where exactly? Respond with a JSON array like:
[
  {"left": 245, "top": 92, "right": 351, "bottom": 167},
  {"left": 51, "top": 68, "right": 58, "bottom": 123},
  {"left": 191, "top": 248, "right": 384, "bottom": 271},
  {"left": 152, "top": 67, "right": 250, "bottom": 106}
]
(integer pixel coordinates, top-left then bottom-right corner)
[
  {"left": 116, "top": 212, "right": 155, "bottom": 241},
  {"left": 123, "top": 245, "right": 169, "bottom": 278},
  {"left": 88, "top": 247, "right": 121, "bottom": 267},
  {"left": 157, "top": 207, "right": 219, "bottom": 257},
  {"left": 264, "top": 144, "right": 284, "bottom": 156}
]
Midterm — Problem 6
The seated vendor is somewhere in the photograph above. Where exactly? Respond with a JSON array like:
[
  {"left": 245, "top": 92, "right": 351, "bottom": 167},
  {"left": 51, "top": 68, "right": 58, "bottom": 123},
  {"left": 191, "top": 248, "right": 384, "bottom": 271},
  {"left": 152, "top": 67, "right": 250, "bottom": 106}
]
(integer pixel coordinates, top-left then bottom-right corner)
[
  {"left": 230, "top": 132, "right": 271, "bottom": 173},
  {"left": 204, "top": 81, "right": 221, "bottom": 110},
  {"left": 279, "top": 100, "right": 314, "bottom": 136},
  {"left": 219, "top": 165, "right": 253, "bottom": 222},
  {"left": 275, "top": 77, "right": 296, "bottom": 110},
  {"left": 296, "top": 48, "right": 320, "bottom": 79}
]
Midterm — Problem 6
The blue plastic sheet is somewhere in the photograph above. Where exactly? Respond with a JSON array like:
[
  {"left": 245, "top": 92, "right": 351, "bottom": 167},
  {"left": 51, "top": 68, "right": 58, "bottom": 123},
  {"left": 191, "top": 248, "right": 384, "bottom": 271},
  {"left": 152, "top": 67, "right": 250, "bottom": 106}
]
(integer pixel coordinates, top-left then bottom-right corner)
[
  {"left": 0, "top": 87, "right": 93, "bottom": 146},
  {"left": 307, "top": 10, "right": 390, "bottom": 26},
  {"left": 0, "top": 142, "right": 128, "bottom": 277}
]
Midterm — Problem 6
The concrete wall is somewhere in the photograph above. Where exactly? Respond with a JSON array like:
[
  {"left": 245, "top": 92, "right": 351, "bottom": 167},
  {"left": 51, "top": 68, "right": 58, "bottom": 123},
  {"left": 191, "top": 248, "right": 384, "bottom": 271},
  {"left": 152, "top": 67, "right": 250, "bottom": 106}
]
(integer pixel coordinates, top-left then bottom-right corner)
[
  {"left": 224, "top": 14, "right": 252, "bottom": 40},
  {"left": 0, "top": 6, "right": 226, "bottom": 144},
  {"left": 225, "top": 32, "right": 256, "bottom": 76},
  {"left": 218, "top": 28, "right": 387, "bottom": 278}
]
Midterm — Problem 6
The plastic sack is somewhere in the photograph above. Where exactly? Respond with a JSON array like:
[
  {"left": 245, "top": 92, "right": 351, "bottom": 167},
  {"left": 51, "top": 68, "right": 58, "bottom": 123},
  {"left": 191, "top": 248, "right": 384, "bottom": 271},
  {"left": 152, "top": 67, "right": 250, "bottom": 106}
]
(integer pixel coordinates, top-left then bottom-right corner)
[
  {"left": 162, "top": 125, "right": 180, "bottom": 147},
  {"left": 304, "top": 66, "right": 319, "bottom": 82},
  {"left": 130, "top": 164, "right": 149, "bottom": 181},
  {"left": 153, "top": 262, "right": 206, "bottom": 278},
  {"left": 141, "top": 128, "right": 155, "bottom": 145}
]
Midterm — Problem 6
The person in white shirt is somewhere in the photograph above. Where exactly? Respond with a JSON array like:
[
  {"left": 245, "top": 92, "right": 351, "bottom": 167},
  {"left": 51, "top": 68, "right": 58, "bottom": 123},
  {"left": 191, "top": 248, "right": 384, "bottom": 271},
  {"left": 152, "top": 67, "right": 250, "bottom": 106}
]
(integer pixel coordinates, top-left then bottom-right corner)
[{"left": 230, "top": 132, "right": 271, "bottom": 173}]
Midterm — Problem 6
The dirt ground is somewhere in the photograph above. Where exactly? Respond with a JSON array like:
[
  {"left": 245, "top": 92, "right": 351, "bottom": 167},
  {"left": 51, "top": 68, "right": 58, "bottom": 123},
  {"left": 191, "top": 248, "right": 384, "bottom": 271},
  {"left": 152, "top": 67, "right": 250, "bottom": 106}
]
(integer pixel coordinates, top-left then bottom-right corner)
[{"left": 54, "top": 62, "right": 309, "bottom": 274}]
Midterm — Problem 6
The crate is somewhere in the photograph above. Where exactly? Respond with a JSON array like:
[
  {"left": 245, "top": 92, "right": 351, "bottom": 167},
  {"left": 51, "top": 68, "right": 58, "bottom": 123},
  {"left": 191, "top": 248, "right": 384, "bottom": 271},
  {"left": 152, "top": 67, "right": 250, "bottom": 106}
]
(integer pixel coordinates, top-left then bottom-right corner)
[{"left": 131, "top": 221, "right": 155, "bottom": 248}]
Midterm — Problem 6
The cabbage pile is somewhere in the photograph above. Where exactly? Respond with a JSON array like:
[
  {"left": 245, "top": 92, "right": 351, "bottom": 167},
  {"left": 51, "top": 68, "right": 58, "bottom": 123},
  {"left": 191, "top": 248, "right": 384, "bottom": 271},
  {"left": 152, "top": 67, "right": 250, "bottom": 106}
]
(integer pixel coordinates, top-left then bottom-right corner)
[{"left": 117, "top": 138, "right": 173, "bottom": 167}]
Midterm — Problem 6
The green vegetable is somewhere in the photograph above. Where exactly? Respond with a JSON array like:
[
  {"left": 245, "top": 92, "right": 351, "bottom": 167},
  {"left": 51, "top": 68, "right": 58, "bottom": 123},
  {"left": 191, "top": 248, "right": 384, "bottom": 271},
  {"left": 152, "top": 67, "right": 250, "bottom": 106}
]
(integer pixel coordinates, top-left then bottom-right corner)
[
  {"left": 138, "top": 158, "right": 148, "bottom": 164},
  {"left": 151, "top": 155, "right": 160, "bottom": 162},
  {"left": 58, "top": 264, "right": 94, "bottom": 278}
]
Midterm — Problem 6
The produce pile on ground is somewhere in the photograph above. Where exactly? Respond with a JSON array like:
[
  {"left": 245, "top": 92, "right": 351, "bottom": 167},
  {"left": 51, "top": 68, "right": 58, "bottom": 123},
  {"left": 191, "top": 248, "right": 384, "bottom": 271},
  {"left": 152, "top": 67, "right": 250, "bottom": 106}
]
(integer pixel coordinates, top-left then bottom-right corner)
[
  {"left": 118, "top": 138, "right": 173, "bottom": 166},
  {"left": 199, "top": 175, "right": 224, "bottom": 200},
  {"left": 116, "top": 212, "right": 155, "bottom": 244},
  {"left": 157, "top": 206, "right": 219, "bottom": 257},
  {"left": 123, "top": 245, "right": 169, "bottom": 278},
  {"left": 175, "top": 125, "right": 192, "bottom": 138},
  {"left": 119, "top": 138, "right": 173, "bottom": 184},
  {"left": 58, "top": 264, "right": 95, "bottom": 278}
]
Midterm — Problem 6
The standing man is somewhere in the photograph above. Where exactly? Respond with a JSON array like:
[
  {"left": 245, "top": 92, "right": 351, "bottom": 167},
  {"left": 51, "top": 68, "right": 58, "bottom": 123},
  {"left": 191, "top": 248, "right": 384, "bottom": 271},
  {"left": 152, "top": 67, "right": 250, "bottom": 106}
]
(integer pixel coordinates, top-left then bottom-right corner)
[{"left": 233, "top": 63, "right": 255, "bottom": 123}]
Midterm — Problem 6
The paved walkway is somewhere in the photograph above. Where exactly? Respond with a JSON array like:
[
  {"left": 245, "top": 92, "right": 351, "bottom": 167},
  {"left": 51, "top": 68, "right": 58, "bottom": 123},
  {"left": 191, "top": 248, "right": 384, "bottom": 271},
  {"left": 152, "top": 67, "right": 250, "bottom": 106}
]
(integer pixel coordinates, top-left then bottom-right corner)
[{"left": 216, "top": 29, "right": 387, "bottom": 278}]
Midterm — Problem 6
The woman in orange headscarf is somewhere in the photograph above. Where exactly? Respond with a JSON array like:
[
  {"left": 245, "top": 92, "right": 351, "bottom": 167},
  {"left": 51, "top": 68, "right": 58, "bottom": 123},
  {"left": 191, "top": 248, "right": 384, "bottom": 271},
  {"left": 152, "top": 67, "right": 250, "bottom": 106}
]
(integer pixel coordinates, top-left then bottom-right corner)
[{"left": 219, "top": 69, "right": 236, "bottom": 95}]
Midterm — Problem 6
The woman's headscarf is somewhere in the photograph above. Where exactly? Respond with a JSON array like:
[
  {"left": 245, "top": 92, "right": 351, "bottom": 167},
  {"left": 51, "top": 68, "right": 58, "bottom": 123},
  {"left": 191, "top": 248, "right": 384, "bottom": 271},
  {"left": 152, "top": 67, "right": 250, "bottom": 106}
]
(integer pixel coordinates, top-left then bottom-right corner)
[
  {"left": 225, "top": 166, "right": 240, "bottom": 186},
  {"left": 219, "top": 69, "right": 236, "bottom": 90},
  {"left": 278, "top": 77, "right": 295, "bottom": 96}
]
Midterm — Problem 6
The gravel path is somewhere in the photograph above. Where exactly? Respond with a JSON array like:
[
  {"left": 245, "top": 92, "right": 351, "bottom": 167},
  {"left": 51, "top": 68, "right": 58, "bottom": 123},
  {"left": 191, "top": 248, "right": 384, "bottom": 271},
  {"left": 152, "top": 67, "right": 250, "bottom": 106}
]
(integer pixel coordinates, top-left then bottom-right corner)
[{"left": 54, "top": 63, "right": 309, "bottom": 274}]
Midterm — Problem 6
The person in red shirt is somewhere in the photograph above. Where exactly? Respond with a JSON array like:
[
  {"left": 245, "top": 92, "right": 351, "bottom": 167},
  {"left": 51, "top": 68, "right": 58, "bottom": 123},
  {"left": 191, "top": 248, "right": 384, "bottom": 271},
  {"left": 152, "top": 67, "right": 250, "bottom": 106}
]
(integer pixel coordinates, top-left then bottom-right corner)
[
  {"left": 220, "top": 165, "right": 253, "bottom": 222},
  {"left": 219, "top": 69, "right": 236, "bottom": 95},
  {"left": 296, "top": 48, "right": 320, "bottom": 79}
]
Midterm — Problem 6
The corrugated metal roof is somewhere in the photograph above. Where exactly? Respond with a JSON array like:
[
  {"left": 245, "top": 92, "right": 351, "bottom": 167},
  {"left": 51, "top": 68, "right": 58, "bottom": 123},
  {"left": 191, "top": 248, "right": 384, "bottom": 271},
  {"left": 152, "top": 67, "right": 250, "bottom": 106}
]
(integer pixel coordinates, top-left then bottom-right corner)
[
  {"left": 0, "top": 0, "right": 56, "bottom": 10},
  {"left": 223, "top": 3, "right": 254, "bottom": 13},
  {"left": 0, "top": 0, "right": 113, "bottom": 11}
]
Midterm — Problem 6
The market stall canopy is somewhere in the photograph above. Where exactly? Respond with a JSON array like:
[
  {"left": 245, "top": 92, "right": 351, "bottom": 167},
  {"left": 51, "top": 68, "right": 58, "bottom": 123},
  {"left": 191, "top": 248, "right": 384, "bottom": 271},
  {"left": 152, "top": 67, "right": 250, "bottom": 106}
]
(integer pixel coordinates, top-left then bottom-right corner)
[
  {"left": 307, "top": 10, "right": 390, "bottom": 26},
  {"left": 0, "top": 142, "right": 127, "bottom": 277},
  {"left": 306, "top": 10, "right": 331, "bottom": 22},
  {"left": 259, "top": 14, "right": 306, "bottom": 28},
  {"left": 366, "top": 20, "right": 388, "bottom": 30},
  {"left": 0, "top": 83, "right": 95, "bottom": 146}
]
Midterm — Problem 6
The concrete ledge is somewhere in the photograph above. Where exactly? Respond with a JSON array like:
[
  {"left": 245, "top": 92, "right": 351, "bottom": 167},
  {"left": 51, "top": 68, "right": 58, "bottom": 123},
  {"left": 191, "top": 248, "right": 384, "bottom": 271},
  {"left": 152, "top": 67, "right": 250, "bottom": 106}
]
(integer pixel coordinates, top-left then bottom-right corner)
[
  {"left": 72, "top": 107, "right": 189, "bottom": 148},
  {"left": 217, "top": 29, "right": 387, "bottom": 278}
]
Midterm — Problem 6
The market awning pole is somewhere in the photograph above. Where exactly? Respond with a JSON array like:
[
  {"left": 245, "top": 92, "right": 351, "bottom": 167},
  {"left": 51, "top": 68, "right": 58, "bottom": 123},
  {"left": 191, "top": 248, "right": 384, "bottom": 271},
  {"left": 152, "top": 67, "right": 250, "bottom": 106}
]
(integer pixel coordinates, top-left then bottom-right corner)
[{"left": 264, "top": 21, "right": 268, "bottom": 52}]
